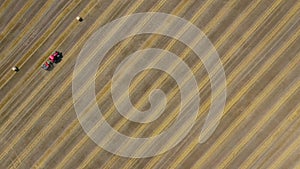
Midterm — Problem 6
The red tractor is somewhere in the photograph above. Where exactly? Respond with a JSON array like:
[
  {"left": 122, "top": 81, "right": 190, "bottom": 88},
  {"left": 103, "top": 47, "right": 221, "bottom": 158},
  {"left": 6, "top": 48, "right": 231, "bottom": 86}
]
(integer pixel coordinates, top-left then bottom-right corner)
[
  {"left": 49, "top": 51, "right": 62, "bottom": 63},
  {"left": 41, "top": 51, "right": 62, "bottom": 70}
]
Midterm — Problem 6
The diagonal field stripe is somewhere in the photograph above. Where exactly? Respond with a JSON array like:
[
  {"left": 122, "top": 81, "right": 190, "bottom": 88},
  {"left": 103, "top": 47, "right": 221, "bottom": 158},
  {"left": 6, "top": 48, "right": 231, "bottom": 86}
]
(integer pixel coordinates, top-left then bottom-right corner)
[
  {"left": 0, "top": 0, "right": 13, "bottom": 17},
  {"left": 216, "top": 57, "right": 300, "bottom": 168},
  {"left": 268, "top": 119, "right": 300, "bottom": 169},
  {"left": 0, "top": 0, "right": 35, "bottom": 42},
  {"left": 240, "top": 102, "right": 300, "bottom": 168},
  {"left": 191, "top": 24, "right": 300, "bottom": 169},
  {"left": 258, "top": 116, "right": 300, "bottom": 169}
]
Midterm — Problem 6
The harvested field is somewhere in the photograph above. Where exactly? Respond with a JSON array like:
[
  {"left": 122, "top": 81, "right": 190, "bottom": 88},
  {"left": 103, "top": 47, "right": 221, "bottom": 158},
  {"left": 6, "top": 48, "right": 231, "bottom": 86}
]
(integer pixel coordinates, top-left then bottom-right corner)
[{"left": 0, "top": 0, "right": 300, "bottom": 168}]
